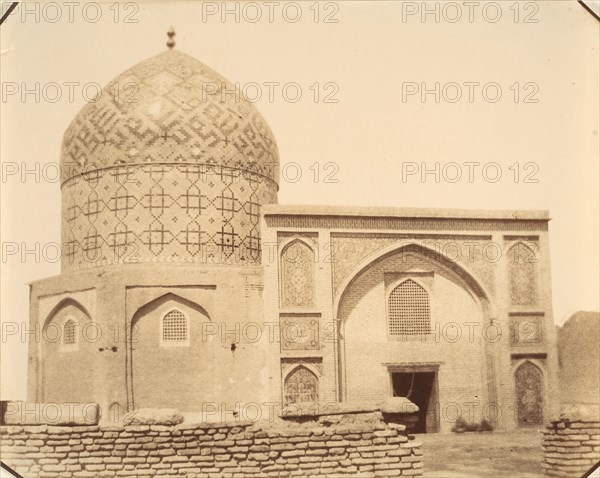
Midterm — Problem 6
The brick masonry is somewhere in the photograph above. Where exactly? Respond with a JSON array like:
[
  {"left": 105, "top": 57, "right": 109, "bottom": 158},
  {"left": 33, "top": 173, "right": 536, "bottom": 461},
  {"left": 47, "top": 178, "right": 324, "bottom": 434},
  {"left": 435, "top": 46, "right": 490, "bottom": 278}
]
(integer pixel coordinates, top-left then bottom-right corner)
[
  {"left": 0, "top": 420, "right": 423, "bottom": 478},
  {"left": 542, "top": 418, "right": 600, "bottom": 477}
]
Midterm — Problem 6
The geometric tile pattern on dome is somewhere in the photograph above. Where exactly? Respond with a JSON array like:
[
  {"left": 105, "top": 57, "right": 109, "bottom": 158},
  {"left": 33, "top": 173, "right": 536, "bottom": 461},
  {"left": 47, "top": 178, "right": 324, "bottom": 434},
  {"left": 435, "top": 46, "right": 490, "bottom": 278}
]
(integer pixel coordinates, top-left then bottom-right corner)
[
  {"left": 60, "top": 49, "right": 279, "bottom": 184},
  {"left": 61, "top": 163, "right": 277, "bottom": 271}
]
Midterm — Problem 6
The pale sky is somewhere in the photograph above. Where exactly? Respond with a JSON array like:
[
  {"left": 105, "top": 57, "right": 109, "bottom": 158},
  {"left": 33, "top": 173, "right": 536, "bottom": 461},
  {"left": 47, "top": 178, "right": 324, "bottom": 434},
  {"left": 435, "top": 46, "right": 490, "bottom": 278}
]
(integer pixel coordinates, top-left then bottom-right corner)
[{"left": 1, "top": 1, "right": 598, "bottom": 400}]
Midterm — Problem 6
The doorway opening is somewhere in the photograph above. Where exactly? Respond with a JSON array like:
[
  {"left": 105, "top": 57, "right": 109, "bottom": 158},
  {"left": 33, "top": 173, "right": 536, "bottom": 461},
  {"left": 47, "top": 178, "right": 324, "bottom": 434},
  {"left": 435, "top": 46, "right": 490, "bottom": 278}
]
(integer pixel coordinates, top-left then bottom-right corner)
[{"left": 391, "top": 371, "right": 439, "bottom": 433}]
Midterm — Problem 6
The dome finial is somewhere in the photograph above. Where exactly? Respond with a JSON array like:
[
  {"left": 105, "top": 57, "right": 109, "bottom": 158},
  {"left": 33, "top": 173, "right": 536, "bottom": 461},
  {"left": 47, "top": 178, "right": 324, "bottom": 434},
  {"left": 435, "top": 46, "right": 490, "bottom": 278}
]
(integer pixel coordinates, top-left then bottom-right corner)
[{"left": 166, "top": 26, "right": 176, "bottom": 49}]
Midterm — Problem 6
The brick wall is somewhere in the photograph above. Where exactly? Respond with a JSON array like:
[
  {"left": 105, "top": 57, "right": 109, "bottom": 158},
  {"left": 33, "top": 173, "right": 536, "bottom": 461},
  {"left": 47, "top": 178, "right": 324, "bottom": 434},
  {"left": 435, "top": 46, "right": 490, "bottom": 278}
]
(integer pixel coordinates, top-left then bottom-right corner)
[
  {"left": 0, "top": 420, "right": 422, "bottom": 477},
  {"left": 29, "top": 265, "right": 272, "bottom": 414},
  {"left": 542, "top": 417, "right": 600, "bottom": 477}
]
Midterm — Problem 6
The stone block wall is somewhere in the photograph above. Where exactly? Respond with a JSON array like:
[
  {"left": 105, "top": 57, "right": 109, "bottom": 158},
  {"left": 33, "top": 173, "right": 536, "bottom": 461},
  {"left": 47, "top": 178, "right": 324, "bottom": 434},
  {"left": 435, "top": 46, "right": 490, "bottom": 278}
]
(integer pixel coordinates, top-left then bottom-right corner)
[
  {"left": 0, "top": 420, "right": 422, "bottom": 477},
  {"left": 542, "top": 417, "right": 600, "bottom": 477}
]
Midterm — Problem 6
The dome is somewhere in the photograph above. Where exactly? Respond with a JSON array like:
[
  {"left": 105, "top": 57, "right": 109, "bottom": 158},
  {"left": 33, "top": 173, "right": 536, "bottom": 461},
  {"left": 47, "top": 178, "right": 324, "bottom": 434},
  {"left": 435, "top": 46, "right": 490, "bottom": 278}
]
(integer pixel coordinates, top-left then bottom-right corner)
[
  {"left": 59, "top": 45, "right": 280, "bottom": 271},
  {"left": 60, "top": 49, "right": 279, "bottom": 184}
]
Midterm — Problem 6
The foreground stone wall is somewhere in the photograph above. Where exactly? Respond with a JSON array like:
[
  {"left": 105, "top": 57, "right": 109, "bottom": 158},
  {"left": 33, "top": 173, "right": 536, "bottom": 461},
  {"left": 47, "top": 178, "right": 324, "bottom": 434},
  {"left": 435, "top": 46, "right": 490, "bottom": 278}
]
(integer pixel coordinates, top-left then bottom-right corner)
[
  {"left": 0, "top": 420, "right": 422, "bottom": 477},
  {"left": 542, "top": 416, "right": 600, "bottom": 477}
]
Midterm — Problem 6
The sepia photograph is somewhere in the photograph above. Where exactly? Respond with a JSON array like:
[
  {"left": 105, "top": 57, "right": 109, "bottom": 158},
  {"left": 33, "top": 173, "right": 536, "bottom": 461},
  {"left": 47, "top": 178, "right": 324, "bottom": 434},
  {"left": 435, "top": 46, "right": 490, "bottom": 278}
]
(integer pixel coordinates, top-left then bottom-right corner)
[{"left": 0, "top": 1, "right": 599, "bottom": 477}]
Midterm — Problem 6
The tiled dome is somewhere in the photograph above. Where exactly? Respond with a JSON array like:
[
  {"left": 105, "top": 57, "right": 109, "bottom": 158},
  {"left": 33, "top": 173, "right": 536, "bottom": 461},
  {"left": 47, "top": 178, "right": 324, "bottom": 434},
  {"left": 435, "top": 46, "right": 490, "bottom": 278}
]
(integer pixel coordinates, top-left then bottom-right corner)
[
  {"left": 59, "top": 46, "right": 279, "bottom": 271},
  {"left": 60, "top": 49, "right": 279, "bottom": 184}
]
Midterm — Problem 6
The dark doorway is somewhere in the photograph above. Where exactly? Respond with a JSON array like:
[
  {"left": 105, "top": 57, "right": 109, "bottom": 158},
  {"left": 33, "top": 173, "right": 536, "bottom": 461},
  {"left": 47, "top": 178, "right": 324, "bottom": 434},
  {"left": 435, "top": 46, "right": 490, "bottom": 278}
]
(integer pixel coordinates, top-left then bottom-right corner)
[{"left": 392, "top": 371, "right": 438, "bottom": 433}]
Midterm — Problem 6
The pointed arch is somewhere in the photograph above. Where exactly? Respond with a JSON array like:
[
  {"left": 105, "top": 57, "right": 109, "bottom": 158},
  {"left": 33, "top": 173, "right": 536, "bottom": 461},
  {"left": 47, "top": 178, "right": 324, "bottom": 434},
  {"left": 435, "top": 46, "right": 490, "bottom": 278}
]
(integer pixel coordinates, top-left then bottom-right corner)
[
  {"left": 334, "top": 241, "right": 496, "bottom": 405},
  {"left": 513, "top": 359, "right": 545, "bottom": 426},
  {"left": 512, "top": 358, "right": 546, "bottom": 377},
  {"left": 334, "top": 241, "right": 493, "bottom": 320},
  {"left": 283, "top": 365, "right": 319, "bottom": 404},
  {"left": 127, "top": 292, "right": 211, "bottom": 411},
  {"left": 43, "top": 297, "right": 93, "bottom": 330},
  {"left": 279, "top": 236, "right": 316, "bottom": 252},
  {"left": 131, "top": 292, "right": 210, "bottom": 327},
  {"left": 280, "top": 238, "right": 315, "bottom": 308},
  {"left": 40, "top": 297, "right": 94, "bottom": 403}
]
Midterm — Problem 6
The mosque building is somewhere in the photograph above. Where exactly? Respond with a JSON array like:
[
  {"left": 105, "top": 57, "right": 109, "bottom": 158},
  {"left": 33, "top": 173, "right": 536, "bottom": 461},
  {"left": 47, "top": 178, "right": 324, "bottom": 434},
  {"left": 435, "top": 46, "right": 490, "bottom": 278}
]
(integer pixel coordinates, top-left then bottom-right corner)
[{"left": 27, "top": 31, "right": 558, "bottom": 432}]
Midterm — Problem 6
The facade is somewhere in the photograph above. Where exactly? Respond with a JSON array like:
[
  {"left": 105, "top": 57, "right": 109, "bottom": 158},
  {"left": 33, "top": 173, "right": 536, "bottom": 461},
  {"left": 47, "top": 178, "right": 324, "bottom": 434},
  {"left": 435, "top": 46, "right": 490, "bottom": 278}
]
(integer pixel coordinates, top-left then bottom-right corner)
[{"left": 27, "top": 40, "right": 559, "bottom": 433}]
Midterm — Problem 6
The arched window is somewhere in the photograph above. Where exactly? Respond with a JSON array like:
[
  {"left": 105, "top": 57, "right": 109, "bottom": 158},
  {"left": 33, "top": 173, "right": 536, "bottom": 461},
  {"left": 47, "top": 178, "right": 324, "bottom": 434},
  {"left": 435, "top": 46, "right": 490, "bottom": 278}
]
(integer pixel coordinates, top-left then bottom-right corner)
[
  {"left": 508, "top": 243, "right": 536, "bottom": 306},
  {"left": 63, "top": 319, "right": 77, "bottom": 345},
  {"left": 388, "top": 279, "right": 431, "bottom": 335},
  {"left": 284, "top": 366, "right": 319, "bottom": 404},
  {"left": 161, "top": 309, "right": 189, "bottom": 345},
  {"left": 280, "top": 240, "right": 315, "bottom": 308},
  {"left": 515, "top": 361, "right": 543, "bottom": 426}
]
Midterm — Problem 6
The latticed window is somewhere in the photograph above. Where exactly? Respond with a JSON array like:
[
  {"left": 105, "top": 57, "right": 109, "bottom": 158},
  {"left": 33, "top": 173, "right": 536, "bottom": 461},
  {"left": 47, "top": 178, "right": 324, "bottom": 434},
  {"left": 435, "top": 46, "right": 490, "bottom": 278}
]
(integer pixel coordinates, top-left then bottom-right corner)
[
  {"left": 284, "top": 366, "right": 319, "bottom": 404},
  {"left": 63, "top": 319, "right": 76, "bottom": 345},
  {"left": 388, "top": 280, "right": 431, "bottom": 335},
  {"left": 161, "top": 310, "right": 189, "bottom": 344}
]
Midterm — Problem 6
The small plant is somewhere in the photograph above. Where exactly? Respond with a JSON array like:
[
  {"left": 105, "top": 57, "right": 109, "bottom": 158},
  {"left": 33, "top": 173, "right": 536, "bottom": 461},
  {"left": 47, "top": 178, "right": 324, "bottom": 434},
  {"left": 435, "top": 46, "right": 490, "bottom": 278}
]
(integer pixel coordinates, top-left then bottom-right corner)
[
  {"left": 451, "top": 416, "right": 472, "bottom": 433},
  {"left": 451, "top": 416, "right": 494, "bottom": 433}
]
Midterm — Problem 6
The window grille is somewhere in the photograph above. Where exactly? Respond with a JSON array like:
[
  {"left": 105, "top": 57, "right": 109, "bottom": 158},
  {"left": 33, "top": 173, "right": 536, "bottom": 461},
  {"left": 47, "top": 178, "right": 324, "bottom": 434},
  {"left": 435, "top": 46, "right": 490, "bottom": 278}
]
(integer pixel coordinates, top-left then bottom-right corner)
[
  {"left": 388, "top": 280, "right": 430, "bottom": 335},
  {"left": 162, "top": 310, "right": 188, "bottom": 343},
  {"left": 63, "top": 319, "right": 76, "bottom": 345}
]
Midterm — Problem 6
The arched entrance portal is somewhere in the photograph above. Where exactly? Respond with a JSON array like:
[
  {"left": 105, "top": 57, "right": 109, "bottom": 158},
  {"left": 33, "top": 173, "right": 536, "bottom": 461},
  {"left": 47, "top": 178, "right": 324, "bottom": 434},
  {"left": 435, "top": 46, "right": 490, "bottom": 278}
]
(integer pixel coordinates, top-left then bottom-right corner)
[{"left": 335, "top": 243, "right": 496, "bottom": 433}]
